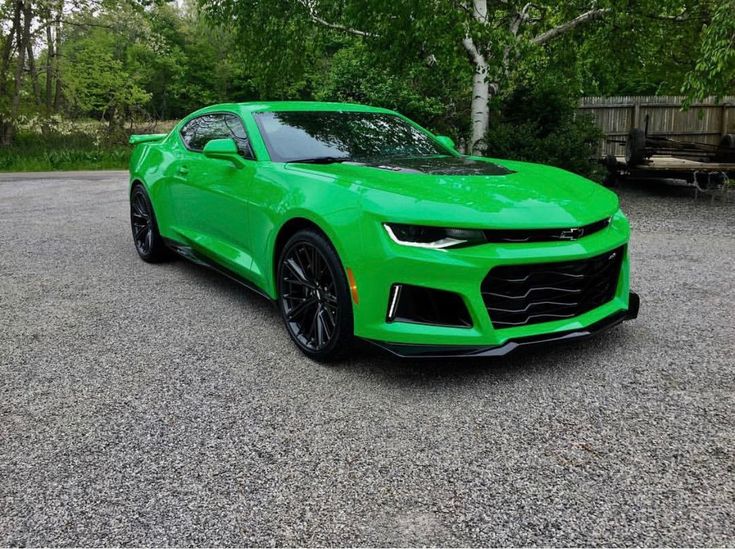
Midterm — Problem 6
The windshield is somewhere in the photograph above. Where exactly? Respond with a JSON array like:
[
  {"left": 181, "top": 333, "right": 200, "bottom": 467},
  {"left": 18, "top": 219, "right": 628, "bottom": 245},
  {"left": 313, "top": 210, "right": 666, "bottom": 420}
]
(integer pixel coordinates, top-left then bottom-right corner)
[{"left": 253, "top": 111, "right": 453, "bottom": 163}]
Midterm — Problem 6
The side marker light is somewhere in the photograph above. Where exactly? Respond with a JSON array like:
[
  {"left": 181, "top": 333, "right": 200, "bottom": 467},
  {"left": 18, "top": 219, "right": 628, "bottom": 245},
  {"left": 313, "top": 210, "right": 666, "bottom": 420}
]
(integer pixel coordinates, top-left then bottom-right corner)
[{"left": 346, "top": 268, "right": 359, "bottom": 305}]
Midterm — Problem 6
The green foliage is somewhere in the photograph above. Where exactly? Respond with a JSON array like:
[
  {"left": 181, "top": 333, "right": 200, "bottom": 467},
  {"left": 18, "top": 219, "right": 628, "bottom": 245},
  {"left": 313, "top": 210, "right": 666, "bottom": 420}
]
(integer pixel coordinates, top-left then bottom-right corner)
[
  {"left": 59, "top": 2, "right": 258, "bottom": 122},
  {"left": 310, "top": 42, "right": 466, "bottom": 138},
  {"left": 485, "top": 82, "right": 603, "bottom": 179},
  {"left": 198, "top": 0, "right": 318, "bottom": 98},
  {"left": 682, "top": 0, "right": 735, "bottom": 101},
  {"left": 140, "top": 4, "right": 257, "bottom": 117},
  {"left": 61, "top": 6, "right": 155, "bottom": 123},
  {"left": 514, "top": 1, "right": 725, "bottom": 97},
  {"left": 63, "top": 40, "right": 152, "bottom": 119}
]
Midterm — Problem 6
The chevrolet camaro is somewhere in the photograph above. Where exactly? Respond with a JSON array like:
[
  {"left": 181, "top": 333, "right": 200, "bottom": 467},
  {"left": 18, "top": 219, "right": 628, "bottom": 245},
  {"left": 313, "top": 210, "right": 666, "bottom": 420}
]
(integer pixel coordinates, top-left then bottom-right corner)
[{"left": 129, "top": 101, "right": 639, "bottom": 361}]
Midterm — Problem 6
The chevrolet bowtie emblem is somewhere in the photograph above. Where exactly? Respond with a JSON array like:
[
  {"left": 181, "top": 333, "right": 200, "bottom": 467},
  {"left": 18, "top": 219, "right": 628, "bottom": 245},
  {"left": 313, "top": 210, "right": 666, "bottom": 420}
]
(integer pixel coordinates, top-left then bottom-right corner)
[{"left": 559, "top": 227, "right": 585, "bottom": 240}]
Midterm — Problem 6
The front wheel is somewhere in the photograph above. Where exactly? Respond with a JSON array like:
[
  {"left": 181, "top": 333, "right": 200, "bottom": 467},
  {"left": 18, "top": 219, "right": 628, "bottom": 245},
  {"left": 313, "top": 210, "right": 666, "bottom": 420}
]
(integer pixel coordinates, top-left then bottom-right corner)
[{"left": 277, "top": 229, "right": 354, "bottom": 362}]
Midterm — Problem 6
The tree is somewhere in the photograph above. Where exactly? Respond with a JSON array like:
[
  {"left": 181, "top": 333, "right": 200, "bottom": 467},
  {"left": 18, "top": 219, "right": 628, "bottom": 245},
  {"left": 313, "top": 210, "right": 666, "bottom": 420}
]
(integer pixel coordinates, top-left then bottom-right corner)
[
  {"left": 0, "top": 0, "right": 35, "bottom": 144},
  {"left": 455, "top": 1, "right": 611, "bottom": 153},
  {"left": 682, "top": 0, "right": 735, "bottom": 101},
  {"left": 201, "top": 0, "right": 619, "bottom": 153}
]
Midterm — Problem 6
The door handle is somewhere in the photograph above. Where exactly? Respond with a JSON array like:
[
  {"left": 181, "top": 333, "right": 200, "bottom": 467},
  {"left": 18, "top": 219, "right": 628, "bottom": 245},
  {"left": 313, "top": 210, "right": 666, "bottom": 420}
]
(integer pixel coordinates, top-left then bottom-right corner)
[{"left": 178, "top": 166, "right": 189, "bottom": 175}]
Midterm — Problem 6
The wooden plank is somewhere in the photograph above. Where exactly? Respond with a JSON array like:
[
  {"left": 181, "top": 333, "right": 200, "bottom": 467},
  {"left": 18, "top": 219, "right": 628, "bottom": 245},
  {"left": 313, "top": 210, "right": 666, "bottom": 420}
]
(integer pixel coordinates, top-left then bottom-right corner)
[
  {"left": 579, "top": 95, "right": 735, "bottom": 106},
  {"left": 721, "top": 105, "right": 730, "bottom": 138},
  {"left": 632, "top": 101, "right": 640, "bottom": 129},
  {"left": 579, "top": 103, "right": 728, "bottom": 109},
  {"left": 608, "top": 130, "right": 723, "bottom": 137},
  {"left": 613, "top": 155, "right": 735, "bottom": 170}
]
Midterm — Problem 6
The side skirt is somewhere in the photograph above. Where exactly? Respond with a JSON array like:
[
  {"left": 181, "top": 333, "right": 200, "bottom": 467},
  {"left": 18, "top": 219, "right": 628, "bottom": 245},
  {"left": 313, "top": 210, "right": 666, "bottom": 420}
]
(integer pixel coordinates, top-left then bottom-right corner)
[{"left": 162, "top": 237, "right": 274, "bottom": 302}]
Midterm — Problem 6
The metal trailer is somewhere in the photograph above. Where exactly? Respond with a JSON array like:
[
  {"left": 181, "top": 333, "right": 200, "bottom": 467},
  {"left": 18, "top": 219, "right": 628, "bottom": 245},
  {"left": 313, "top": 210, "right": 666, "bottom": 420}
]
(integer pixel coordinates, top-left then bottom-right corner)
[{"left": 602, "top": 120, "right": 735, "bottom": 198}]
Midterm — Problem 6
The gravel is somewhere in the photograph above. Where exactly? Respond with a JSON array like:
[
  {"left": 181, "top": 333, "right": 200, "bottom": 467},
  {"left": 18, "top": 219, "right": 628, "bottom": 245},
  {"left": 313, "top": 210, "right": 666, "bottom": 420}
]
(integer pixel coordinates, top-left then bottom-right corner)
[{"left": 0, "top": 172, "right": 733, "bottom": 546}]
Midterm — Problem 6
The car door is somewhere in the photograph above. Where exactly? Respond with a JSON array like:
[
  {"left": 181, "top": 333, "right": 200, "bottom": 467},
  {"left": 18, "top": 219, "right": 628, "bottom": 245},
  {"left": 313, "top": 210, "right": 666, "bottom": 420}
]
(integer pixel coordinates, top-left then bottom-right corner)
[{"left": 171, "top": 113, "right": 258, "bottom": 280}]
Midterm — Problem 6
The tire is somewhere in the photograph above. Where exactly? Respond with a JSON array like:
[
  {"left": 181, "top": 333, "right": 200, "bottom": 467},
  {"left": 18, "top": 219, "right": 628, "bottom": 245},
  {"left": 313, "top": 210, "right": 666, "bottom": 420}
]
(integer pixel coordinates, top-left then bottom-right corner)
[
  {"left": 602, "top": 173, "right": 618, "bottom": 188},
  {"left": 130, "top": 184, "right": 172, "bottom": 263},
  {"left": 625, "top": 128, "right": 646, "bottom": 167},
  {"left": 720, "top": 134, "right": 735, "bottom": 150},
  {"left": 276, "top": 229, "right": 354, "bottom": 362},
  {"left": 716, "top": 134, "right": 735, "bottom": 162}
]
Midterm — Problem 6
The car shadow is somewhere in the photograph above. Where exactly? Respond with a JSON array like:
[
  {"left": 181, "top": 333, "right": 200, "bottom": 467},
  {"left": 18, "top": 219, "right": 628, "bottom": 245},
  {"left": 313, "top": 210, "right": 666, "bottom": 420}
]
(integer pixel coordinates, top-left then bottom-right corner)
[
  {"left": 325, "top": 321, "right": 635, "bottom": 393},
  {"left": 618, "top": 178, "right": 695, "bottom": 197},
  {"left": 169, "top": 254, "right": 278, "bottom": 316},
  {"left": 162, "top": 248, "right": 632, "bottom": 386},
  {"left": 617, "top": 177, "right": 734, "bottom": 203}
]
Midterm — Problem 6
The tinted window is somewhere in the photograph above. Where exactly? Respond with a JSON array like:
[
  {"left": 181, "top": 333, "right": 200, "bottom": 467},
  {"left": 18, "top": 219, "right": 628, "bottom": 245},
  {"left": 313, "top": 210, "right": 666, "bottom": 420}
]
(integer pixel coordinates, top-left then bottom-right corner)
[
  {"left": 253, "top": 111, "right": 451, "bottom": 163},
  {"left": 180, "top": 114, "right": 254, "bottom": 159}
]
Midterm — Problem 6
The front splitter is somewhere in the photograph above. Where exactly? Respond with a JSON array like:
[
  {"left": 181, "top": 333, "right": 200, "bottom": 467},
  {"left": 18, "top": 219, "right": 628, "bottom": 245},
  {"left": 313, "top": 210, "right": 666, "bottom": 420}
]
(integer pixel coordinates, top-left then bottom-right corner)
[{"left": 367, "top": 292, "right": 640, "bottom": 359}]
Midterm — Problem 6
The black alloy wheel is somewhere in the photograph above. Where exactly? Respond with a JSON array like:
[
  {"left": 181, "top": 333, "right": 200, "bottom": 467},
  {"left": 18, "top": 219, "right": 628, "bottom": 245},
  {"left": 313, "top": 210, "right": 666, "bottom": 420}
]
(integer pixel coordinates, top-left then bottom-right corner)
[
  {"left": 277, "top": 229, "right": 353, "bottom": 361},
  {"left": 130, "top": 185, "right": 171, "bottom": 263}
]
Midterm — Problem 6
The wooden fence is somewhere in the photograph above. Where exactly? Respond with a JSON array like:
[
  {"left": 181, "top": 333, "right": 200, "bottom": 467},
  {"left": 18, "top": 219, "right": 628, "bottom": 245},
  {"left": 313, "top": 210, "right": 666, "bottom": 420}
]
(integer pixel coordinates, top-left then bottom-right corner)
[{"left": 578, "top": 95, "right": 735, "bottom": 157}]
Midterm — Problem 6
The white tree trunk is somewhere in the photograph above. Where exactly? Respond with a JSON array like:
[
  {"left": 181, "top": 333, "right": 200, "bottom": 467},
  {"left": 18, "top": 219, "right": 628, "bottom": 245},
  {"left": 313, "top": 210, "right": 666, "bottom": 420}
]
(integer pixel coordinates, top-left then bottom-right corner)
[
  {"left": 470, "top": 65, "right": 490, "bottom": 155},
  {"left": 464, "top": 0, "right": 490, "bottom": 155},
  {"left": 463, "top": 35, "right": 491, "bottom": 155}
]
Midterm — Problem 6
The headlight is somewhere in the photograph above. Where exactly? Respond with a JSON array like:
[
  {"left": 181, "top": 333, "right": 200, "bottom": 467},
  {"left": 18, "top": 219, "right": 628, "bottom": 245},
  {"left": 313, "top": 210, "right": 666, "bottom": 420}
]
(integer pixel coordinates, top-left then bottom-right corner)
[{"left": 383, "top": 223, "right": 486, "bottom": 249}]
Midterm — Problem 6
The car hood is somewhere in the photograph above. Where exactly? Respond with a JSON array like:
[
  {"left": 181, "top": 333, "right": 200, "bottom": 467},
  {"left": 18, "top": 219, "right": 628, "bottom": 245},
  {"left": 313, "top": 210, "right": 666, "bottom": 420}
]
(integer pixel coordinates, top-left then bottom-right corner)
[{"left": 285, "top": 156, "right": 619, "bottom": 228}]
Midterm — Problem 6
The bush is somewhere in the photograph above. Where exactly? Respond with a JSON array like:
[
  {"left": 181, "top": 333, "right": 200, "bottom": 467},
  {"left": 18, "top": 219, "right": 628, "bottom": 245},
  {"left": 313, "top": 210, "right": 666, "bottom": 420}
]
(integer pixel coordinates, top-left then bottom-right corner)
[
  {"left": 0, "top": 130, "right": 130, "bottom": 172},
  {"left": 485, "top": 84, "right": 603, "bottom": 179}
]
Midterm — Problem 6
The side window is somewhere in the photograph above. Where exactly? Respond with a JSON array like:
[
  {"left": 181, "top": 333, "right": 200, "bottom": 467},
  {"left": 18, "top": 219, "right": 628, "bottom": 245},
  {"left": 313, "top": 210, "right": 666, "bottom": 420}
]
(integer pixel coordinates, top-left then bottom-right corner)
[
  {"left": 180, "top": 115, "right": 215, "bottom": 151},
  {"left": 180, "top": 117, "right": 203, "bottom": 149},
  {"left": 223, "top": 114, "right": 254, "bottom": 160},
  {"left": 180, "top": 114, "right": 254, "bottom": 160}
]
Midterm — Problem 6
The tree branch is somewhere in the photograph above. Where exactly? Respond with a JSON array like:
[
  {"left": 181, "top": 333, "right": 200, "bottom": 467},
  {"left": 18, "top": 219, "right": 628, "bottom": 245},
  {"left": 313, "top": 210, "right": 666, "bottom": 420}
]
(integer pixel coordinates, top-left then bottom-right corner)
[
  {"left": 645, "top": 8, "right": 690, "bottom": 23},
  {"left": 510, "top": 2, "right": 534, "bottom": 35},
  {"left": 63, "top": 20, "right": 116, "bottom": 30},
  {"left": 462, "top": 36, "right": 485, "bottom": 68},
  {"left": 531, "top": 8, "right": 610, "bottom": 45},
  {"left": 297, "top": 0, "right": 374, "bottom": 37}
]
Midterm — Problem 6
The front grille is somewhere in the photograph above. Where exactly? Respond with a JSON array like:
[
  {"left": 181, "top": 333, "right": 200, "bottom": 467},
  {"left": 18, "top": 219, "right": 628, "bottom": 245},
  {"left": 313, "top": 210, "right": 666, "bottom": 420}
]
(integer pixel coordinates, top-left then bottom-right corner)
[
  {"left": 482, "top": 217, "right": 610, "bottom": 243},
  {"left": 481, "top": 247, "right": 624, "bottom": 328}
]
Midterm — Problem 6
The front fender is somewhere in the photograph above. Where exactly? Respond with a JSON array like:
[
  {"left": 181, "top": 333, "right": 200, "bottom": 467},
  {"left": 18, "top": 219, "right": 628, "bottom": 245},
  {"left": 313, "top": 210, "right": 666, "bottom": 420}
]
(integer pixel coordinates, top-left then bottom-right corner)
[{"left": 253, "top": 165, "right": 363, "bottom": 298}]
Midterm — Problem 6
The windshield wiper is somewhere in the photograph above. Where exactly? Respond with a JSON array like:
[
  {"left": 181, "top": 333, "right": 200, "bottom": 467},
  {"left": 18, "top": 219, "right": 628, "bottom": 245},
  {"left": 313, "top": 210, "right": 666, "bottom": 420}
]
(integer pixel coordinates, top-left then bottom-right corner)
[{"left": 287, "top": 156, "right": 352, "bottom": 164}]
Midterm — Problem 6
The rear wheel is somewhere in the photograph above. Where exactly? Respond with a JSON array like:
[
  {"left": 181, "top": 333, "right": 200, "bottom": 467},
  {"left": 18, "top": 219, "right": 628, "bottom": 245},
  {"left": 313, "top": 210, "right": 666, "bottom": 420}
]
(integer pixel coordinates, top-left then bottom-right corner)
[
  {"left": 130, "top": 184, "right": 171, "bottom": 263},
  {"left": 277, "top": 229, "right": 354, "bottom": 362}
]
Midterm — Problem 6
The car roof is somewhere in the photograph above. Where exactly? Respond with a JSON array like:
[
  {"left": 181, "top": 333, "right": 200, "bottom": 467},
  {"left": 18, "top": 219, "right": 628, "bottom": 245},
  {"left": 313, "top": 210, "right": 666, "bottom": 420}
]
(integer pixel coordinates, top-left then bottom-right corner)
[{"left": 189, "top": 101, "right": 398, "bottom": 117}]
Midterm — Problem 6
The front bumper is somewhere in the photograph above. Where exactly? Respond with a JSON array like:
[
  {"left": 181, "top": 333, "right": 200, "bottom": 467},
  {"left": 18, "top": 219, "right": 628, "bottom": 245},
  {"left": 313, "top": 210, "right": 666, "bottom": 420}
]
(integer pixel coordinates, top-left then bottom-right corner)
[
  {"left": 349, "top": 210, "right": 634, "bottom": 349},
  {"left": 368, "top": 292, "right": 639, "bottom": 358}
]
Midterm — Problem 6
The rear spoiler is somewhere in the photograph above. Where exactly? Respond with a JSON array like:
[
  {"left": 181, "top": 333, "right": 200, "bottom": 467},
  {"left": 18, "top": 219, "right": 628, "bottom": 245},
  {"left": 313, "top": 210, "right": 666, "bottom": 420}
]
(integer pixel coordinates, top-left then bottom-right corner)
[{"left": 129, "top": 133, "right": 167, "bottom": 145}]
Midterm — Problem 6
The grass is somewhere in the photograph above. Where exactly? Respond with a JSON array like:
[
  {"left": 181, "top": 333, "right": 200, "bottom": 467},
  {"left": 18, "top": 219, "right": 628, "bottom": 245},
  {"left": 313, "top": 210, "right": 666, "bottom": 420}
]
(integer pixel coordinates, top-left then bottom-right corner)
[
  {"left": 0, "top": 132, "right": 129, "bottom": 172},
  {"left": 0, "top": 120, "right": 177, "bottom": 172}
]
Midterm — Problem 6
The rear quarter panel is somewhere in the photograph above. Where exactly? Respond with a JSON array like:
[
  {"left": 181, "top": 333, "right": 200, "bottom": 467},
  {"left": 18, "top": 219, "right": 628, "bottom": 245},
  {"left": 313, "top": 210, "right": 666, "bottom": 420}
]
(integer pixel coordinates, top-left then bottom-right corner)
[{"left": 129, "top": 135, "right": 179, "bottom": 238}]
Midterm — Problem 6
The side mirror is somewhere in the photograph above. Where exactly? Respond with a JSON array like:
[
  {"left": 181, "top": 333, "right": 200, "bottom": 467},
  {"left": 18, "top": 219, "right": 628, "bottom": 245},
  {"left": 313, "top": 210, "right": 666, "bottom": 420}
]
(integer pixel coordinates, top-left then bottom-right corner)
[
  {"left": 203, "top": 138, "right": 246, "bottom": 168},
  {"left": 435, "top": 135, "right": 457, "bottom": 152}
]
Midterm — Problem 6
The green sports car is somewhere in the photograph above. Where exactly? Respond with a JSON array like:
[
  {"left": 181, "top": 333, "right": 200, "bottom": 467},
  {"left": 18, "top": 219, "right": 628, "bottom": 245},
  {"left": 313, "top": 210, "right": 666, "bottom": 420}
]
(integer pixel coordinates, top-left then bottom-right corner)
[{"left": 129, "top": 101, "right": 638, "bottom": 361}]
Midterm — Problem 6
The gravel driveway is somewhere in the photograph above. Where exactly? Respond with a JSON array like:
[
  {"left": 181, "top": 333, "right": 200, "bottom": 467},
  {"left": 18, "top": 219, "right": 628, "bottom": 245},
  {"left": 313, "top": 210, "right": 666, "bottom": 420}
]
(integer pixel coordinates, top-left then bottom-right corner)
[{"left": 1, "top": 171, "right": 733, "bottom": 546}]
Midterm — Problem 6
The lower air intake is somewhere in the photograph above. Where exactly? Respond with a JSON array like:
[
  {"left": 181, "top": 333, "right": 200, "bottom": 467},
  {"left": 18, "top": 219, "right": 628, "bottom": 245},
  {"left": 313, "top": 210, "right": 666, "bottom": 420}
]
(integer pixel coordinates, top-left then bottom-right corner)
[
  {"left": 481, "top": 247, "right": 624, "bottom": 329},
  {"left": 387, "top": 284, "right": 472, "bottom": 328}
]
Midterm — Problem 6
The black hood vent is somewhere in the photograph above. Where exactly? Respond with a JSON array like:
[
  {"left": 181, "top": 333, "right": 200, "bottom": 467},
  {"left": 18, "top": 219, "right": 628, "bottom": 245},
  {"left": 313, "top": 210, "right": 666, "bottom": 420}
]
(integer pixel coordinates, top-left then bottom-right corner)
[{"left": 365, "top": 156, "right": 513, "bottom": 176}]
